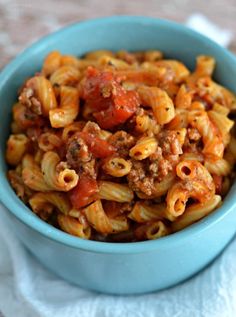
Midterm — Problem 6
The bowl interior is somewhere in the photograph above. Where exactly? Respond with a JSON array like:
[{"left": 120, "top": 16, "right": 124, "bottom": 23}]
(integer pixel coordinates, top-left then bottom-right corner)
[{"left": 1, "top": 16, "right": 236, "bottom": 252}]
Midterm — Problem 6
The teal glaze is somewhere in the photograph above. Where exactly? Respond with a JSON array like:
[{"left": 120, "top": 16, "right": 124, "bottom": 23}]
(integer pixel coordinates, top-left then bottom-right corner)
[{"left": 0, "top": 16, "right": 236, "bottom": 294}]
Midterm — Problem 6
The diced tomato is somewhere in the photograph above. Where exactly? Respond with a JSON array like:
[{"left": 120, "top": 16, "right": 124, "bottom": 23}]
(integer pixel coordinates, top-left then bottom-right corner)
[
  {"left": 79, "top": 132, "right": 115, "bottom": 158},
  {"left": 69, "top": 176, "right": 98, "bottom": 209},
  {"left": 80, "top": 67, "right": 140, "bottom": 129},
  {"left": 94, "top": 90, "right": 139, "bottom": 129},
  {"left": 80, "top": 67, "right": 115, "bottom": 111}
]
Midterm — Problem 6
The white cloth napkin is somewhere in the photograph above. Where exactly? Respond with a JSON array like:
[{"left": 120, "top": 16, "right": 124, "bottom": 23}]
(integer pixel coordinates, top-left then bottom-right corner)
[
  {"left": 0, "top": 203, "right": 236, "bottom": 317},
  {"left": 0, "top": 15, "right": 235, "bottom": 317},
  {"left": 186, "top": 13, "right": 233, "bottom": 47}
]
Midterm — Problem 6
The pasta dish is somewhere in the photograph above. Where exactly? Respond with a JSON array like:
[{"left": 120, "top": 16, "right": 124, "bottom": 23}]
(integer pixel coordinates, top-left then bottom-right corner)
[{"left": 5, "top": 49, "right": 236, "bottom": 242}]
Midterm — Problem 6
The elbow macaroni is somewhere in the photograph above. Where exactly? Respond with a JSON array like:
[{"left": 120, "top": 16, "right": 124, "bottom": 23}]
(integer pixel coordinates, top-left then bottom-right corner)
[
  {"left": 137, "top": 86, "right": 175, "bottom": 124},
  {"left": 22, "top": 154, "right": 53, "bottom": 192},
  {"left": 49, "top": 86, "right": 79, "bottom": 128},
  {"left": 6, "top": 134, "right": 29, "bottom": 166},
  {"left": 103, "top": 157, "right": 132, "bottom": 177},
  {"left": 41, "top": 151, "right": 79, "bottom": 191},
  {"left": 129, "top": 136, "right": 157, "bottom": 160},
  {"left": 98, "top": 181, "right": 134, "bottom": 202}
]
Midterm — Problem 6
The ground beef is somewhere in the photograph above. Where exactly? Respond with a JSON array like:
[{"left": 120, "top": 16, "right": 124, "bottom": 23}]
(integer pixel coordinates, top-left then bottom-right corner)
[
  {"left": 8, "top": 170, "right": 33, "bottom": 202},
  {"left": 56, "top": 161, "right": 70, "bottom": 173},
  {"left": 8, "top": 170, "right": 25, "bottom": 199},
  {"left": 149, "top": 161, "right": 159, "bottom": 176},
  {"left": 184, "top": 129, "right": 203, "bottom": 153},
  {"left": 82, "top": 121, "right": 101, "bottom": 136},
  {"left": 183, "top": 139, "right": 200, "bottom": 153},
  {"left": 127, "top": 160, "right": 156, "bottom": 196},
  {"left": 127, "top": 138, "right": 179, "bottom": 195},
  {"left": 80, "top": 158, "right": 97, "bottom": 178},
  {"left": 67, "top": 137, "right": 91, "bottom": 165},
  {"left": 108, "top": 131, "right": 135, "bottom": 157},
  {"left": 157, "top": 158, "right": 173, "bottom": 179},
  {"left": 187, "top": 128, "right": 201, "bottom": 141},
  {"left": 66, "top": 135, "right": 97, "bottom": 178},
  {"left": 149, "top": 146, "right": 177, "bottom": 181},
  {"left": 19, "top": 87, "right": 42, "bottom": 115},
  {"left": 158, "top": 130, "right": 183, "bottom": 156}
]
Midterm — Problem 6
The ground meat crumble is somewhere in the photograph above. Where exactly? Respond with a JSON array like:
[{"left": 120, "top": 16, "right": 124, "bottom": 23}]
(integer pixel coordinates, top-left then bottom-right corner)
[
  {"left": 108, "top": 131, "right": 135, "bottom": 157},
  {"left": 66, "top": 135, "right": 97, "bottom": 178},
  {"left": 127, "top": 160, "right": 156, "bottom": 196},
  {"left": 19, "top": 87, "right": 42, "bottom": 115}
]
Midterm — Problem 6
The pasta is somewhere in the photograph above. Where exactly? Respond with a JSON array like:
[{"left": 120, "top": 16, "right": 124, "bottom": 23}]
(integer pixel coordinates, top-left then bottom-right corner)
[
  {"left": 172, "top": 195, "right": 222, "bottom": 232},
  {"left": 49, "top": 86, "right": 79, "bottom": 128},
  {"left": 6, "top": 134, "right": 29, "bottom": 166},
  {"left": 135, "top": 220, "right": 170, "bottom": 240},
  {"left": 57, "top": 214, "right": 91, "bottom": 239},
  {"left": 136, "top": 173, "right": 176, "bottom": 199},
  {"left": 19, "top": 76, "right": 58, "bottom": 116},
  {"left": 128, "top": 201, "right": 166, "bottom": 222},
  {"left": 83, "top": 200, "right": 113, "bottom": 234},
  {"left": 135, "top": 110, "right": 161, "bottom": 134},
  {"left": 5, "top": 49, "right": 236, "bottom": 242},
  {"left": 98, "top": 55, "right": 131, "bottom": 70},
  {"left": 42, "top": 51, "right": 62, "bottom": 77},
  {"left": 204, "top": 157, "right": 232, "bottom": 176},
  {"left": 208, "top": 110, "right": 234, "bottom": 146},
  {"left": 41, "top": 151, "right": 79, "bottom": 191},
  {"left": 195, "top": 55, "right": 216, "bottom": 77},
  {"left": 129, "top": 136, "right": 157, "bottom": 160},
  {"left": 188, "top": 110, "right": 224, "bottom": 158},
  {"left": 22, "top": 154, "right": 53, "bottom": 192},
  {"left": 38, "top": 132, "right": 62, "bottom": 151},
  {"left": 137, "top": 86, "right": 175, "bottom": 124},
  {"left": 29, "top": 192, "right": 71, "bottom": 217},
  {"left": 98, "top": 181, "right": 134, "bottom": 202},
  {"left": 50, "top": 65, "right": 80, "bottom": 86},
  {"left": 102, "top": 157, "right": 132, "bottom": 177}
]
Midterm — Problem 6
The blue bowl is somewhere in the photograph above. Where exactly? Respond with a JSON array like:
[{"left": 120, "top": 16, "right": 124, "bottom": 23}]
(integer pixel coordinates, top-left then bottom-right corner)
[{"left": 1, "top": 16, "right": 236, "bottom": 295}]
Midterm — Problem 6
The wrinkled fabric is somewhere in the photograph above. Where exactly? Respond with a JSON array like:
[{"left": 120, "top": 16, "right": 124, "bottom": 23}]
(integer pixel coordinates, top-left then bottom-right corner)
[
  {"left": 186, "top": 13, "right": 233, "bottom": 47},
  {"left": 0, "top": 203, "right": 236, "bottom": 317}
]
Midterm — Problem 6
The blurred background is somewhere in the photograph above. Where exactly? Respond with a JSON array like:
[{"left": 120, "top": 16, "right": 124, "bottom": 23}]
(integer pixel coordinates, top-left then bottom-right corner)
[{"left": 0, "top": 0, "right": 235, "bottom": 68}]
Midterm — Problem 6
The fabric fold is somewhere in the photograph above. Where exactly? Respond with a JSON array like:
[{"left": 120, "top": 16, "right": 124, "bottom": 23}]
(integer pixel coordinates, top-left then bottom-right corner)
[{"left": 0, "top": 204, "right": 236, "bottom": 317}]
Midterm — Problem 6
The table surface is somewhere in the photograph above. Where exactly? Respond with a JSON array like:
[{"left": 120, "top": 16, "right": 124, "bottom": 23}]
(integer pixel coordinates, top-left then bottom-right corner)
[{"left": 0, "top": 0, "right": 235, "bottom": 69}]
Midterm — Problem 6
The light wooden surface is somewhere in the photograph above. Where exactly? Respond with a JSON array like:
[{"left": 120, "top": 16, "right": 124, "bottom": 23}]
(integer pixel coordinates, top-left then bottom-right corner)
[{"left": 0, "top": 0, "right": 235, "bottom": 69}]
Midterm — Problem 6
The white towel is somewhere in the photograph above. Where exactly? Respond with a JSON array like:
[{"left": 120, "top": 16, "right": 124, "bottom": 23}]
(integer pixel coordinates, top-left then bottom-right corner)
[
  {"left": 0, "top": 203, "right": 236, "bottom": 317},
  {"left": 186, "top": 13, "right": 233, "bottom": 47},
  {"left": 0, "top": 15, "right": 235, "bottom": 317}
]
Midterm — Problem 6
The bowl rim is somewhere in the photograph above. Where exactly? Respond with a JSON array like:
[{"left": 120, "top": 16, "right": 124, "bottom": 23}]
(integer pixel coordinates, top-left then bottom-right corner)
[{"left": 1, "top": 15, "right": 236, "bottom": 254}]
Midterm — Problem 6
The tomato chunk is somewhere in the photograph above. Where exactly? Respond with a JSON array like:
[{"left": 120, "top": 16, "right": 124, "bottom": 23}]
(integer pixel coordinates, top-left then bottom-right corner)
[
  {"left": 69, "top": 176, "right": 98, "bottom": 209},
  {"left": 81, "top": 132, "right": 115, "bottom": 158},
  {"left": 94, "top": 90, "right": 139, "bottom": 129},
  {"left": 80, "top": 67, "right": 140, "bottom": 129},
  {"left": 80, "top": 67, "right": 114, "bottom": 111}
]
